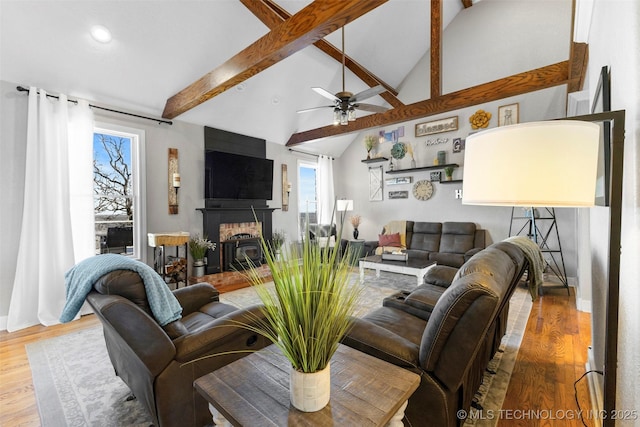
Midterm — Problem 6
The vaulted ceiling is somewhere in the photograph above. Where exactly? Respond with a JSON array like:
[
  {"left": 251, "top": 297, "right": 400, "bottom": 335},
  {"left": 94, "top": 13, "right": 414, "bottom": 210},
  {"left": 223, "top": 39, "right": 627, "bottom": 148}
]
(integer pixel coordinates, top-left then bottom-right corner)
[{"left": 0, "top": 0, "right": 582, "bottom": 157}]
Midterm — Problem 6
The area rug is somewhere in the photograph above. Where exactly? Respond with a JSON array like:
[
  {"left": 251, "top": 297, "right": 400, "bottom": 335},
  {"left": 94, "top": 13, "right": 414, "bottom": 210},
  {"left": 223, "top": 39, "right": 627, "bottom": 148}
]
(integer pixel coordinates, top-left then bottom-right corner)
[{"left": 27, "top": 271, "right": 532, "bottom": 427}]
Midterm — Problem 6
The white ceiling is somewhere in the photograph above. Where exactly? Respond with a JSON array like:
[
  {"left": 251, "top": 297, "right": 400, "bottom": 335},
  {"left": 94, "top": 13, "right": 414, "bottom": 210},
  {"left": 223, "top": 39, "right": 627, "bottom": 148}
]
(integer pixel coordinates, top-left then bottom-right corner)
[{"left": 0, "top": 0, "right": 464, "bottom": 157}]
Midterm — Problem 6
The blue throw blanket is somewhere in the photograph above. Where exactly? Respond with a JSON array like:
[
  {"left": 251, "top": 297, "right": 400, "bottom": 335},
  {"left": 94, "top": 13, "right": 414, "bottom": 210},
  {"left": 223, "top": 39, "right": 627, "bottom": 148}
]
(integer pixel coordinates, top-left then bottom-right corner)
[
  {"left": 60, "top": 254, "right": 182, "bottom": 326},
  {"left": 504, "top": 236, "right": 545, "bottom": 301}
]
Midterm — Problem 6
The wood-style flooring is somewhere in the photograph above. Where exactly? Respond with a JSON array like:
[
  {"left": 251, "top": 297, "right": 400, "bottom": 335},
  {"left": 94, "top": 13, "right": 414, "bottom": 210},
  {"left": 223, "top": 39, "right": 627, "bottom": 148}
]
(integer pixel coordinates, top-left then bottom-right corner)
[{"left": 0, "top": 285, "right": 593, "bottom": 427}]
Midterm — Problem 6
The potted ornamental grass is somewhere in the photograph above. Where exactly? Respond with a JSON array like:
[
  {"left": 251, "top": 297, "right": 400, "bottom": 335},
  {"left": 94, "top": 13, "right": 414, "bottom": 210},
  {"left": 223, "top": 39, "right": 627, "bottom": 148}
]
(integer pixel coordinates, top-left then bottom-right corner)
[{"left": 242, "top": 216, "right": 362, "bottom": 412}]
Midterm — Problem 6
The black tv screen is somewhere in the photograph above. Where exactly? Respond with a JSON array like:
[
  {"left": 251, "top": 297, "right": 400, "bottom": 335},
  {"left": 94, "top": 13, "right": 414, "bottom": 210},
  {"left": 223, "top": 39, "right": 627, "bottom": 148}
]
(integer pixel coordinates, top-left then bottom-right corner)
[{"left": 205, "top": 151, "right": 273, "bottom": 200}]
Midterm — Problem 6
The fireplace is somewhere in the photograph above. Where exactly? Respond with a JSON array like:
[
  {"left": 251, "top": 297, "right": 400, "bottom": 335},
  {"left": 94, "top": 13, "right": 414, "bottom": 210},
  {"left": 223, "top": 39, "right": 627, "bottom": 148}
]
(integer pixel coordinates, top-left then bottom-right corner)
[
  {"left": 198, "top": 206, "right": 275, "bottom": 274},
  {"left": 222, "top": 235, "right": 262, "bottom": 271},
  {"left": 220, "top": 222, "right": 263, "bottom": 271}
]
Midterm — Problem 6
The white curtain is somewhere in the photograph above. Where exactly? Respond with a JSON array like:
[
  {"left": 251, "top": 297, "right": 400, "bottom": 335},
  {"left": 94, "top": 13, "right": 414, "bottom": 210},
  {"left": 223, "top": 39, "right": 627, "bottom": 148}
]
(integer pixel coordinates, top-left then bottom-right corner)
[
  {"left": 7, "top": 88, "right": 95, "bottom": 332},
  {"left": 316, "top": 155, "right": 335, "bottom": 225}
]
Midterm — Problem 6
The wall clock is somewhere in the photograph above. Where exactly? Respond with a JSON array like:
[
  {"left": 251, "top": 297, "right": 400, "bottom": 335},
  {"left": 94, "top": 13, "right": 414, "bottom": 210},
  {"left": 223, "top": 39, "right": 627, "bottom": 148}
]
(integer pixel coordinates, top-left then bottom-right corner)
[{"left": 412, "top": 179, "right": 434, "bottom": 201}]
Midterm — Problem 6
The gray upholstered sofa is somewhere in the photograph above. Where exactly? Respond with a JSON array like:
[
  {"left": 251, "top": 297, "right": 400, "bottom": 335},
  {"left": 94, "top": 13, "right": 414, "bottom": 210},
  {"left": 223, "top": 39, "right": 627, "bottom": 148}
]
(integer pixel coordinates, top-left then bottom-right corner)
[
  {"left": 364, "top": 221, "right": 486, "bottom": 268},
  {"left": 342, "top": 241, "right": 528, "bottom": 427}
]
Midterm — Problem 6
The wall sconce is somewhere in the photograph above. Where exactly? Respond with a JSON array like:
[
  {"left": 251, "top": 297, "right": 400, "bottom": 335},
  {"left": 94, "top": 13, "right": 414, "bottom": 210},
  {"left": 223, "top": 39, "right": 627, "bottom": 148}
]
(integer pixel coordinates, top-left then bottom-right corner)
[
  {"left": 282, "top": 164, "right": 290, "bottom": 212},
  {"left": 169, "top": 148, "right": 179, "bottom": 214}
]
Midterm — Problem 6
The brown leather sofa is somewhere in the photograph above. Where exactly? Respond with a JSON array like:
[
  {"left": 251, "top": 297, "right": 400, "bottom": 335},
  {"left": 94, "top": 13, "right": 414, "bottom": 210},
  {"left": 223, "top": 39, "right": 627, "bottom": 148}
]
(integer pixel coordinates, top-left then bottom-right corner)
[
  {"left": 342, "top": 242, "right": 528, "bottom": 427},
  {"left": 86, "top": 271, "right": 269, "bottom": 427},
  {"left": 364, "top": 221, "right": 486, "bottom": 267}
]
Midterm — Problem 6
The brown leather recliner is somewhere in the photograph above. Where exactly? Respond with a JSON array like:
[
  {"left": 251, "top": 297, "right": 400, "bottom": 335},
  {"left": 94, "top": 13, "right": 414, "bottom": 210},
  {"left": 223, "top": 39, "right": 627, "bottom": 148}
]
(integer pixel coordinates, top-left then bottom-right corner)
[
  {"left": 86, "top": 270, "right": 269, "bottom": 427},
  {"left": 342, "top": 242, "right": 528, "bottom": 427}
]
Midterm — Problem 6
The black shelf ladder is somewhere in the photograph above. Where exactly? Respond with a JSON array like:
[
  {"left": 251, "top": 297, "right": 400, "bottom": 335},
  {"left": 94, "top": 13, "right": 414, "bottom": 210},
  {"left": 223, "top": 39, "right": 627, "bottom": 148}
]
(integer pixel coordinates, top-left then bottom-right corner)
[{"left": 509, "top": 207, "right": 569, "bottom": 294}]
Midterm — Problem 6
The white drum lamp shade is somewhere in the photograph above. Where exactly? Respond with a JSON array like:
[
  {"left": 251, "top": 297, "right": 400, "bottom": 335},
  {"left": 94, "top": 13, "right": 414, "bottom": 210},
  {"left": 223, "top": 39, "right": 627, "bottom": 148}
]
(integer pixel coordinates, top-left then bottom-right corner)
[
  {"left": 462, "top": 121, "right": 601, "bottom": 207},
  {"left": 336, "top": 199, "right": 353, "bottom": 211}
]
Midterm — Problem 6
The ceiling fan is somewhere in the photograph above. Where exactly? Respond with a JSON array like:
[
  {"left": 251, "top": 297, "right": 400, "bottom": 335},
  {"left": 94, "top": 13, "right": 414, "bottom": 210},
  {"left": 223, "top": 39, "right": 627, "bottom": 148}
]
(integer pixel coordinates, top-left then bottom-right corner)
[{"left": 297, "top": 27, "right": 389, "bottom": 125}]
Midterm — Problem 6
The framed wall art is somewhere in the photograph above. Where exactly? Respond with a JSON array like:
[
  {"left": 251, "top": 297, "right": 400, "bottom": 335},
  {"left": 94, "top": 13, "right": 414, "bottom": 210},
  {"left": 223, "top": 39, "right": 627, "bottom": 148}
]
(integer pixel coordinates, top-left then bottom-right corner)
[
  {"left": 415, "top": 116, "right": 458, "bottom": 137},
  {"left": 430, "top": 171, "right": 441, "bottom": 182},
  {"left": 498, "top": 103, "right": 519, "bottom": 126},
  {"left": 369, "top": 166, "right": 383, "bottom": 201}
]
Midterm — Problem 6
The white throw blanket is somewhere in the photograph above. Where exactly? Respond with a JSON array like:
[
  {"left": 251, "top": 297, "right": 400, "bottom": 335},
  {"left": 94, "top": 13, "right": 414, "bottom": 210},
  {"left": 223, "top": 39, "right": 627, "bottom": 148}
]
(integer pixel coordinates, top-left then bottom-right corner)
[{"left": 504, "top": 236, "right": 545, "bottom": 301}]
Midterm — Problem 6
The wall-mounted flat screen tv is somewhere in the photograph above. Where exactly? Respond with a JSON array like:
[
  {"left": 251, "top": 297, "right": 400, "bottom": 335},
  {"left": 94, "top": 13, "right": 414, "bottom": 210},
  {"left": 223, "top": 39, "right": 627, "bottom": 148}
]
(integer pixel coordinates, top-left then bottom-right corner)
[{"left": 205, "top": 150, "right": 273, "bottom": 200}]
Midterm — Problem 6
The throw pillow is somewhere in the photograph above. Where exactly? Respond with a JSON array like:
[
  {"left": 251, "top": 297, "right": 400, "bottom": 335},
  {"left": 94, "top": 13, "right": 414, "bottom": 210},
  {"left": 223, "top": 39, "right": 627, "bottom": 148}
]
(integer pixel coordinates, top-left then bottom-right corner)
[{"left": 379, "top": 233, "right": 402, "bottom": 247}]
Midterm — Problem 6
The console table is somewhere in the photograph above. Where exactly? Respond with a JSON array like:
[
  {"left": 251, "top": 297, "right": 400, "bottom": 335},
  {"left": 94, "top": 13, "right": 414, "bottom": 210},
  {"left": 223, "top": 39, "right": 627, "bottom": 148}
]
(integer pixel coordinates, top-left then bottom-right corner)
[
  {"left": 194, "top": 344, "right": 420, "bottom": 426},
  {"left": 147, "top": 232, "right": 189, "bottom": 288}
]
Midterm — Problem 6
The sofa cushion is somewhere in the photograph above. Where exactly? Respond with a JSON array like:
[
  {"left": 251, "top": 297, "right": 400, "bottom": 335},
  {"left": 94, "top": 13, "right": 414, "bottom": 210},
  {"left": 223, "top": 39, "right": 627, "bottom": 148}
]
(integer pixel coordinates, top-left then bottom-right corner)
[
  {"left": 409, "top": 222, "right": 442, "bottom": 252},
  {"left": 94, "top": 270, "right": 152, "bottom": 316},
  {"left": 379, "top": 232, "right": 402, "bottom": 247},
  {"left": 439, "top": 222, "right": 476, "bottom": 254},
  {"left": 429, "top": 252, "right": 466, "bottom": 268},
  {"left": 424, "top": 265, "right": 458, "bottom": 288}
]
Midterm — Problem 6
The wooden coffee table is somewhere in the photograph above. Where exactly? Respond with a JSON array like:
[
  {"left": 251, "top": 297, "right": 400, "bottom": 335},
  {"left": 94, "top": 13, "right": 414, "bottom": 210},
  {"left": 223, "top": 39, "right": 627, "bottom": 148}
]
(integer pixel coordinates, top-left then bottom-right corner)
[
  {"left": 194, "top": 344, "right": 420, "bottom": 426},
  {"left": 359, "top": 255, "right": 436, "bottom": 286}
]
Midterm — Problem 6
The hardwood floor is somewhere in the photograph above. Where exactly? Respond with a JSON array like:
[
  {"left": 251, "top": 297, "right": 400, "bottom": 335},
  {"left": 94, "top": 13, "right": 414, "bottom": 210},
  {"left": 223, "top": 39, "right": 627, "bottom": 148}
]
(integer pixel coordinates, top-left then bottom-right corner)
[
  {"left": 0, "top": 285, "right": 592, "bottom": 427},
  {"left": 499, "top": 286, "right": 594, "bottom": 427}
]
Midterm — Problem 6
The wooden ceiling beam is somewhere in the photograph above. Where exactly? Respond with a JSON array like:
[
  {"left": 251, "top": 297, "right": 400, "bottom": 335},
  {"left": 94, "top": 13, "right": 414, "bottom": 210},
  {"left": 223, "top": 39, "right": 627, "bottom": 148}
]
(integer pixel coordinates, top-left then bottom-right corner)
[
  {"left": 567, "top": 42, "right": 588, "bottom": 93},
  {"left": 241, "top": 0, "right": 403, "bottom": 108},
  {"left": 162, "top": 0, "right": 388, "bottom": 119},
  {"left": 430, "top": 0, "right": 442, "bottom": 98},
  {"left": 286, "top": 61, "right": 570, "bottom": 146},
  {"left": 462, "top": 0, "right": 473, "bottom": 8}
]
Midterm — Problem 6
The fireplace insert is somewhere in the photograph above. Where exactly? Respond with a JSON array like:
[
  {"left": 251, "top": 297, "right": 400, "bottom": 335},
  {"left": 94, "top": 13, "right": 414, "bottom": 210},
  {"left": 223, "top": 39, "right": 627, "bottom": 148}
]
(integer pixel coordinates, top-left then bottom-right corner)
[{"left": 222, "top": 236, "right": 262, "bottom": 271}]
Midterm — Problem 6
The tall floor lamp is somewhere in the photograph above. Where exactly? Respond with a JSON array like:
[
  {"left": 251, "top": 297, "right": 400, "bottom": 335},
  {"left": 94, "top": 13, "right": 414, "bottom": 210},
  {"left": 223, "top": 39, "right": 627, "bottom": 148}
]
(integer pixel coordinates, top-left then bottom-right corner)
[{"left": 462, "top": 111, "right": 625, "bottom": 427}]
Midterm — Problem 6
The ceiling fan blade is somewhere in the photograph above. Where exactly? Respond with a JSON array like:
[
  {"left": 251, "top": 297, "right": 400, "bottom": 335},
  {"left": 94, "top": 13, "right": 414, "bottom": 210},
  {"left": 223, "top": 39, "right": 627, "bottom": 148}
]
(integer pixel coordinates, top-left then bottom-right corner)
[
  {"left": 297, "top": 105, "right": 334, "bottom": 114},
  {"left": 350, "top": 85, "right": 386, "bottom": 102},
  {"left": 312, "top": 87, "right": 340, "bottom": 101},
  {"left": 354, "top": 103, "right": 389, "bottom": 113}
]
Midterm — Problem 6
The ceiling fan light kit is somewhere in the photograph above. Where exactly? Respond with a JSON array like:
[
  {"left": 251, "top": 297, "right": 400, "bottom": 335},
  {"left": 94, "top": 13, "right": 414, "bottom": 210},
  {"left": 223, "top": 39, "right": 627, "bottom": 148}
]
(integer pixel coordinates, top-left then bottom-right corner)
[{"left": 301, "top": 27, "right": 389, "bottom": 125}]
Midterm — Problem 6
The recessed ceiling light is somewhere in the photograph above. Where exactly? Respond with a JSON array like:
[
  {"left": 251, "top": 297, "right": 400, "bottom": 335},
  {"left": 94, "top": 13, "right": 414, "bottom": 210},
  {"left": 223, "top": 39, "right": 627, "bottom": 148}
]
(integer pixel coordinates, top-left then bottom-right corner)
[{"left": 90, "top": 25, "right": 112, "bottom": 43}]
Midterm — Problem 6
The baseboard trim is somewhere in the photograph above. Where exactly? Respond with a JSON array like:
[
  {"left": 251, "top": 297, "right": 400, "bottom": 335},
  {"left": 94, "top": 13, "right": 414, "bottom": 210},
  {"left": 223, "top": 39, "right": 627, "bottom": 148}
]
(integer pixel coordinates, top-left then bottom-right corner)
[
  {"left": 0, "top": 315, "right": 7, "bottom": 331},
  {"left": 586, "top": 347, "right": 604, "bottom": 427}
]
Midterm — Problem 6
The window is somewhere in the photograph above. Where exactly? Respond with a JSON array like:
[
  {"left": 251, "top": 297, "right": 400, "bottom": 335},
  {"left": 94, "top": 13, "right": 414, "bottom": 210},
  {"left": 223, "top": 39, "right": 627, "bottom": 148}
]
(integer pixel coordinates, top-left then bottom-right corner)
[
  {"left": 93, "top": 123, "right": 146, "bottom": 260},
  {"left": 298, "top": 160, "right": 317, "bottom": 239}
]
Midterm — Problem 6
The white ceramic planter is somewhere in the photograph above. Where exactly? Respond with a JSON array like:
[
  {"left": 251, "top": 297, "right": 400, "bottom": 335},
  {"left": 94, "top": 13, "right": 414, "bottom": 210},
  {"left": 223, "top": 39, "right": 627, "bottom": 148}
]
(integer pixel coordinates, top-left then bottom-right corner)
[{"left": 289, "top": 363, "right": 331, "bottom": 412}]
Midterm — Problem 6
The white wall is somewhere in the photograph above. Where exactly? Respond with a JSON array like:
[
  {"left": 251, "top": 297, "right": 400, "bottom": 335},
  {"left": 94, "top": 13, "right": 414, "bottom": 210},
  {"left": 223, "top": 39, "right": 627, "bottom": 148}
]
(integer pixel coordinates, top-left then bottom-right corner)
[
  {"left": 584, "top": 0, "right": 640, "bottom": 414},
  {"left": 335, "top": 0, "right": 579, "bottom": 278}
]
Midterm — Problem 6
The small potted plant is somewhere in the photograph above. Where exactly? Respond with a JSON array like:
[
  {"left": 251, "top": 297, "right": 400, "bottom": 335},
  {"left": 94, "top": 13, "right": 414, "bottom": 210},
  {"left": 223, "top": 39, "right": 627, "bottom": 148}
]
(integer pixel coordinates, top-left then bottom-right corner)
[
  {"left": 349, "top": 214, "right": 361, "bottom": 239},
  {"left": 444, "top": 166, "right": 455, "bottom": 181},
  {"left": 271, "top": 230, "right": 285, "bottom": 260},
  {"left": 189, "top": 234, "right": 216, "bottom": 277},
  {"left": 363, "top": 135, "right": 377, "bottom": 159}
]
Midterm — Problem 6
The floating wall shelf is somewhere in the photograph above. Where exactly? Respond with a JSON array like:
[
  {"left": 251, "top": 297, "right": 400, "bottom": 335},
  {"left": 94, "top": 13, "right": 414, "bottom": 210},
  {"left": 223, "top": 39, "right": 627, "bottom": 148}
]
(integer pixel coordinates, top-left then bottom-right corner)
[
  {"left": 386, "top": 163, "right": 459, "bottom": 174},
  {"left": 361, "top": 157, "right": 388, "bottom": 164}
]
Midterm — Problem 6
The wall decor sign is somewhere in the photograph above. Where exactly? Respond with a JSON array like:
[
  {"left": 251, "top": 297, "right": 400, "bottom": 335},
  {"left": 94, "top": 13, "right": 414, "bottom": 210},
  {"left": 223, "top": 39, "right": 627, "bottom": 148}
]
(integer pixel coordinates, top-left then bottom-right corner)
[
  {"left": 415, "top": 116, "right": 458, "bottom": 137},
  {"left": 430, "top": 171, "right": 441, "bottom": 182},
  {"left": 385, "top": 177, "right": 412, "bottom": 185},
  {"left": 388, "top": 191, "right": 409, "bottom": 199},
  {"left": 369, "top": 166, "right": 383, "bottom": 201},
  {"left": 453, "top": 138, "right": 463, "bottom": 152},
  {"left": 498, "top": 103, "right": 519, "bottom": 126}
]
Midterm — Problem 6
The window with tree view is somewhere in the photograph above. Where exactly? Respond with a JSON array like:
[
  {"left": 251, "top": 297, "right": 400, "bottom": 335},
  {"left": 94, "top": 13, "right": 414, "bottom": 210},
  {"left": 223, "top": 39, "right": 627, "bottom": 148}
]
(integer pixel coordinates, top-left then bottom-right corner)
[{"left": 93, "top": 126, "right": 145, "bottom": 259}]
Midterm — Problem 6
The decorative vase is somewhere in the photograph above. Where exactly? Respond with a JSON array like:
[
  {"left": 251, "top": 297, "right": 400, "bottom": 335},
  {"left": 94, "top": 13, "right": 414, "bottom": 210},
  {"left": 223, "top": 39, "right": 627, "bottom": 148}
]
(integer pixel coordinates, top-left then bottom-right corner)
[
  {"left": 353, "top": 228, "right": 359, "bottom": 239},
  {"left": 437, "top": 150, "right": 447, "bottom": 165},
  {"left": 290, "top": 363, "right": 331, "bottom": 412},
  {"left": 192, "top": 260, "right": 206, "bottom": 277},
  {"left": 411, "top": 159, "right": 416, "bottom": 168}
]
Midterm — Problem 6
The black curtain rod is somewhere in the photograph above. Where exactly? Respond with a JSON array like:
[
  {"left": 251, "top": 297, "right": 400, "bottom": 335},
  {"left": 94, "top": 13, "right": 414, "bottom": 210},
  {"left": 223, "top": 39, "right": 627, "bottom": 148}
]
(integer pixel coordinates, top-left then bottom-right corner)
[
  {"left": 16, "top": 86, "right": 172, "bottom": 125},
  {"left": 288, "top": 148, "right": 333, "bottom": 159}
]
